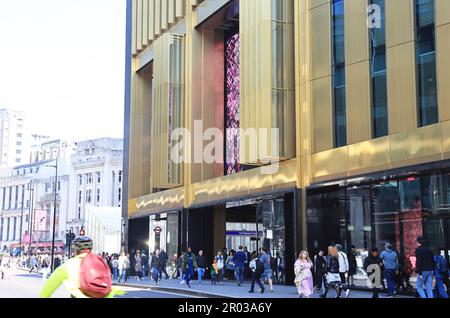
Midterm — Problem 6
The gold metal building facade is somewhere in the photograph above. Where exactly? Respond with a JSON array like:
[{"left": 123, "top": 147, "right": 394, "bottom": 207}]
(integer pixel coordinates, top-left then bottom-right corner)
[{"left": 125, "top": 0, "right": 450, "bottom": 253}]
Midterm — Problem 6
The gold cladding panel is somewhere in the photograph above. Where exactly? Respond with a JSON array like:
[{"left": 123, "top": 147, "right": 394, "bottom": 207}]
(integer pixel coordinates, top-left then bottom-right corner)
[
  {"left": 436, "top": 0, "right": 450, "bottom": 27},
  {"left": 390, "top": 124, "right": 443, "bottom": 164},
  {"left": 310, "top": 3, "right": 332, "bottom": 80},
  {"left": 311, "top": 76, "right": 333, "bottom": 153},
  {"left": 385, "top": 0, "right": 414, "bottom": 48},
  {"left": 344, "top": 0, "right": 369, "bottom": 65},
  {"left": 248, "top": 168, "right": 274, "bottom": 195},
  {"left": 131, "top": 187, "right": 185, "bottom": 217},
  {"left": 442, "top": 120, "right": 450, "bottom": 157},
  {"left": 437, "top": 24, "right": 450, "bottom": 122},
  {"left": 309, "top": 0, "right": 329, "bottom": 10},
  {"left": 387, "top": 42, "right": 417, "bottom": 134},
  {"left": 348, "top": 137, "right": 391, "bottom": 173},
  {"left": 272, "top": 159, "right": 298, "bottom": 190},
  {"left": 312, "top": 147, "right": 349, "bottom": 180},
  {"left": 346, "top": 60, "right": 372, "bottom": 144}
]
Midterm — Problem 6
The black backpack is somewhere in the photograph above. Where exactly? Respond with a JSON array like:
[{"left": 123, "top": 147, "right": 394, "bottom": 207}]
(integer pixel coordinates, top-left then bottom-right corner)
[{"left": 256, "top": 259, "right": 264, "bottom": 275}]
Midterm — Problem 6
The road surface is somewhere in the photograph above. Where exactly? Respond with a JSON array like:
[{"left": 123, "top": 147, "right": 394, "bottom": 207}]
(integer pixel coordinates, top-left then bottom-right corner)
[{"left": 0, "top": 267, "right": 190, "bottom": 298}]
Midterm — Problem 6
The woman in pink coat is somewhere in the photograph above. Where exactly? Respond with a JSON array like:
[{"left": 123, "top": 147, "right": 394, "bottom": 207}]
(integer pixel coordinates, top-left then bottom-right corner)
[{"left": 294, "top": 250, "right": 314, "bottom": 298}]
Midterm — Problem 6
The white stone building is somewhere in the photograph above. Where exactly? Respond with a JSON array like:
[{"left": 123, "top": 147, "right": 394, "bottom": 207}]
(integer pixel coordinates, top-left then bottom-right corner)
[
  {"left": 0, "top": 109, "right": 30, "bottom": 169},
  {"left": 0, "top": 139, "right": 75, "bottom": 254},
  {"left": 0, "top": 137, "right": 123, "bottom": 254},
  {"left": 67, "top": 138, "right": 123, "bottom": 237}
]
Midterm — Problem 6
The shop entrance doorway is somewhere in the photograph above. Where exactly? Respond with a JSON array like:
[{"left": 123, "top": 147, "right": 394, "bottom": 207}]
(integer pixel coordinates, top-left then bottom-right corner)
[{"left": 225, "top": 198, "right": 287, "bottom": 284}]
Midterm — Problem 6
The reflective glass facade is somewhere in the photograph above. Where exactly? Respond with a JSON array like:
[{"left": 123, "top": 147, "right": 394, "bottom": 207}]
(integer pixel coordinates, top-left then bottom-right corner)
[{"left": 307, "top": 170, "right": 450, "bottom": 288}]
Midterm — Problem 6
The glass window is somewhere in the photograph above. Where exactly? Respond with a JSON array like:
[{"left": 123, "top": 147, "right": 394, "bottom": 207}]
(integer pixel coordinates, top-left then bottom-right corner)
[
  {"left": 370, "top": 0, "right": 388, "bottom": 138},
  {"left": 166, "top": 213, "right": 179, "bottom": 263},
  {"left": 333, "top": 65, "right": 347, "bottom": 147},
  {"left": 86, "top": 173, "right": 93, "bottom": 184},
  {"left": 307, "top": 188, "right": 347, "bottom": 255},
  {"left": 416, "top": 0, "right": 438, "bottom": 127},
  {"left": 417, "top": 0, "right": 435, "bottom": 27},
  {"left": 168, "top": 35, "right": 185, "bottom": 184},
  {"left": 332, "top": 0, "right": 345, "bottom": 64},
  {"left": 332, "top": 0, "right": 347, "bottom": 148},
  {"left": 14, "top": 186, "right": 18, "bottom": 209},
  {"left": 86, "top": 190, "right": 91, "bottom": 204}
]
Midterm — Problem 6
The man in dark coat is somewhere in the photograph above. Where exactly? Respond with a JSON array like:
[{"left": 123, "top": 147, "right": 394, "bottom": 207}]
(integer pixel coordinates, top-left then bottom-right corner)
[
  {"left": 158, "top": 249, "right": 169, "bottom": 279},
  {"left": 363, "top": 248, "right": 383, "bottom": 298},
  {"left": 415, "top": 236, "right": 435, "bottom": 298},
  {"left": 347, "top": 245, "right": 357, "bottom": 286},
  {"left": 314, "top": 250, "right": 327, "bottom": 291}
]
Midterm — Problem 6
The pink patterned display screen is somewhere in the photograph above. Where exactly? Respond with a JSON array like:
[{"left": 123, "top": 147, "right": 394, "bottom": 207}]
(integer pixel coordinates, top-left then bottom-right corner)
[{"left": 225, "top": 33, "right": 242, "bottom": 175}]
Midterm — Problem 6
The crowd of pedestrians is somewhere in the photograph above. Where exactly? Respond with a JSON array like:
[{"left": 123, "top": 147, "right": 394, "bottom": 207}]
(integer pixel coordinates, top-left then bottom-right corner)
[
  {"left": 2, "top": 234, "right": 449, "bottom": 299},
  {"left": 111, "top": 237, "right": 449, "bottom": 299},
  {"left": 301, "top": 236, "right": 449, "bottom": 299}
]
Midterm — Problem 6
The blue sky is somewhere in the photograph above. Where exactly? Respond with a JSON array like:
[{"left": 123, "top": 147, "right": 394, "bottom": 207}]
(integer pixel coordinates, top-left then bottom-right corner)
[{"left": 0, "top": 0, "right": 126, "bottom": 141}]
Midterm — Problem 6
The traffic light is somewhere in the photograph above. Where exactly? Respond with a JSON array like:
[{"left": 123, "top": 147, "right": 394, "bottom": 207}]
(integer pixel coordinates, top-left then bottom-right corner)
[
  {"left": 66, "top": 231, "right": 76, "bottom": 246},
  {"left": 79, "top": 229, "right": 85, "bottom": 236}
]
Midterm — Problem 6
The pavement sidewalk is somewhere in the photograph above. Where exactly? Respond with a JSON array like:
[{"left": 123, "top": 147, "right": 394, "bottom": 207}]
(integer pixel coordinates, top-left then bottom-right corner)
[{"left": 114, "top": 276, "right": 413, "bottom": 299}]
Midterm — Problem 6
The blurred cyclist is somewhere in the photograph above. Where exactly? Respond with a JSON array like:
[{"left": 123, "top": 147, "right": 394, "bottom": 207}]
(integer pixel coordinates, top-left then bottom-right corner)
[{"left": 40, "top": 236, "right": 124, "bottom": 298}]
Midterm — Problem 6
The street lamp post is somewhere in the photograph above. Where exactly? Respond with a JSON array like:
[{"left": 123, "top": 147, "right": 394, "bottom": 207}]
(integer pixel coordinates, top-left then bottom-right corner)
[
  {"left": 46, "top": 159, "right": 58, "bottom": 273},
  {"left": 19, "top": 184, "right": 25, "bottom": 254},
  {"left": 27, "top": 181, "right": 35, "bottom": 260}
]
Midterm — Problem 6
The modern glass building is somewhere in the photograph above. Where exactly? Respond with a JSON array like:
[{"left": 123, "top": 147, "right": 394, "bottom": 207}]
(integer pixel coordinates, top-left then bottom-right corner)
[{"left": 124, "top": 0, "right": 450, "bottom": 287}]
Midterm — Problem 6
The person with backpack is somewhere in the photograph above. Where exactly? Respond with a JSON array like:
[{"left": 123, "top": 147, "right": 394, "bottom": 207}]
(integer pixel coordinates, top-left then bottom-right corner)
[
  {"left": 433, "top": 248, "right": 449, "bottom": 298},
  {"left": 39, "top": 236, "right": 124, "bottom": 298},
  {"left": 249, "top": 254, "right": 265, "bottom": 293}
]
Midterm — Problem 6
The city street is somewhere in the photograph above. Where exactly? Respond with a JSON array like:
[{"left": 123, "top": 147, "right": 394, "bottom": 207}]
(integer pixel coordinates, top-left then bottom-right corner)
[{"left": 0, "top": 268, "right": 189, "bottom": 298}]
